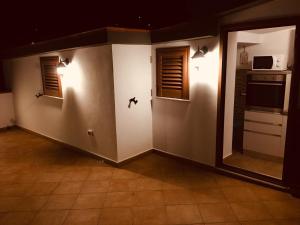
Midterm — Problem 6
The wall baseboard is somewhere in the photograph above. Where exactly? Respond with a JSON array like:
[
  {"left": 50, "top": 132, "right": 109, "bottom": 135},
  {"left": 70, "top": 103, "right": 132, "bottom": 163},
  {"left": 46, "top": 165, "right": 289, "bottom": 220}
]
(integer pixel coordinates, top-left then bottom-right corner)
[
  {"left": 0, "top": 125, "right": 15, "bottom": 132},
  {"left": 153, "top": 148, "right": 216, "bottom": 172},
  {"left": 118, "top": 149, "right": 154, "bottom": 166}
]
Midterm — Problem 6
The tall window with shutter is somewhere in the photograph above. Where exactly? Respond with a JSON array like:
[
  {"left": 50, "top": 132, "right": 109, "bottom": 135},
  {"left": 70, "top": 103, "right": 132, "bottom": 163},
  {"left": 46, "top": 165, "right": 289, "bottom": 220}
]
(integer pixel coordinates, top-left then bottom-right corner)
[
  {"left": 156, "top": 46, "right": 189, "bottom": 100},
  {"left": 40, "top": 56, "right": 62, "bottom": 98}
]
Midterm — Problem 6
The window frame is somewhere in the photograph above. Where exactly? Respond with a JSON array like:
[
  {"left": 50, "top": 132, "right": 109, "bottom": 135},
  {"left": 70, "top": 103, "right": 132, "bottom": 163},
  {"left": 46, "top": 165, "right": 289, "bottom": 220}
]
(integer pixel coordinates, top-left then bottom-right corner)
[
  {"left": 156, "top": 46, "right": 190, "bottom": 100},
  {"left": 40, "top": 56, "right": 63, "bottom": 98}
]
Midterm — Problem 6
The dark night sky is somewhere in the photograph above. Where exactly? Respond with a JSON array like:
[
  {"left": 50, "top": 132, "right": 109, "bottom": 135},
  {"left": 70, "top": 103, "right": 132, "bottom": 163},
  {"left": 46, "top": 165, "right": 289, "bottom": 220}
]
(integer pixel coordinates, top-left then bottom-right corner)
[{"left": 0, "top": 0, "right": 257, "bottom": 51}]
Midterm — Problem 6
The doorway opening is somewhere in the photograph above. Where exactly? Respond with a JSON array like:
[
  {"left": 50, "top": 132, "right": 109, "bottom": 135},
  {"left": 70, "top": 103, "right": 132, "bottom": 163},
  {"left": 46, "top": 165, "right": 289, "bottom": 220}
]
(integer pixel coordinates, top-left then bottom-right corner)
[{"left": 217, "top": 19, "right": 298, "bottom": 184}]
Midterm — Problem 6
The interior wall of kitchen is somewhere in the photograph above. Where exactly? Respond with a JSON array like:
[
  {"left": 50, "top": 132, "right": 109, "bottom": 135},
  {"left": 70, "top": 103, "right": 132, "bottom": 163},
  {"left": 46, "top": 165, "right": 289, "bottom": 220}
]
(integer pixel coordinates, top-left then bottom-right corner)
[
  {"left": 112, "top": 44, "right": 153, "bottom": 162},
  {"left": 0, "top": 93, "right": 15, "bottom": 128},
  {"left": 223, "top": 27, "right": 295, "bottom": 159},
  {"left": 236, "top": 27, "right": 296, "bottom": 69},
  {"left": 152, "top": 38, "right": 219, "bottom": 166},
  {"left": 4, "top": 45, "right": 118, "bottom": 161}
]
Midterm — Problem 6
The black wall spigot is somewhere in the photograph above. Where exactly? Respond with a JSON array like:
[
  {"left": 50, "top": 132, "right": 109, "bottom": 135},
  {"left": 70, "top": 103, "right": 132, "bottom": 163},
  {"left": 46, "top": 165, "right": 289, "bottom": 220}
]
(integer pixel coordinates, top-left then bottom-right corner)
[
  {"left": 35, "top": 92, "right": 43, "bottom": 98},
  {"left": 128, "top": 97, "right": 138, "bottom": 108}
]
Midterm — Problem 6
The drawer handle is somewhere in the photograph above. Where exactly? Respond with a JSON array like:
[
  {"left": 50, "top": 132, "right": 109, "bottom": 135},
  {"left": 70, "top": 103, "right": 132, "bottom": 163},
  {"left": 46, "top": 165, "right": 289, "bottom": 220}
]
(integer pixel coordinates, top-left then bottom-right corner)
[
  {"left": 244, "top": 119, "right": 282, "bottom": 126},
  {"left": 244, "top": 129, "right": 281, "bottom": 137}
]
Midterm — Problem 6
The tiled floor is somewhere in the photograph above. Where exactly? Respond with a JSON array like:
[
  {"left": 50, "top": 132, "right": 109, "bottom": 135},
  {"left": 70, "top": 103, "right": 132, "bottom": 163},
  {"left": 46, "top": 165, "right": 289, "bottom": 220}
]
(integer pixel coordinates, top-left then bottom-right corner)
[
  {"left": 0, "top": 128, "right": 299, "bottom": 225},
  {"left": 224, "top": 150, "right": 283, "bottom": 179}
]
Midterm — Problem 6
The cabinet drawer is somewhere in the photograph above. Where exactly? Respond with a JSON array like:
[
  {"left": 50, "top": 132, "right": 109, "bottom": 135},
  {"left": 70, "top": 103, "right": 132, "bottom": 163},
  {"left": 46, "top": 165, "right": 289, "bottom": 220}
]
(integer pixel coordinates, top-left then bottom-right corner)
[
  {"left": 243, "top": 131, "right": 284, "bottom": 157},
  {"left": 245, "top": 111, "right": 283, "bottom": 125},
  {"left": 244, "top": 121, "right": 282, "bottom": 136}
]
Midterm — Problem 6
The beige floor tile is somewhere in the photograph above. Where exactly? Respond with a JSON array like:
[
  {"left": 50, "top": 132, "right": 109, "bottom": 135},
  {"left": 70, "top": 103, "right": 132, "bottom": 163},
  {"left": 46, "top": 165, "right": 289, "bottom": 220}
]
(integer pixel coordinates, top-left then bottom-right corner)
[
  {"left": 250, "top": 186, "right": 293, "bottom": 201},
  {"left": 0, "top": 183, "right": 33, "bottom": 197},
  {"left": 72, "top": 193, "right": 106, "bottom": 209},
  {"left": 53, "top": 182, "right": 83, "bottom": 194},
  {"left": 163, "top": 190, "right": 194, "bottom": 204},
  {"left": 38, "top": 172, "right": 65, "bottom": 183},
  {"left": 43, "top": 195, "right": 77, "bottom": 210},
  {"left": 198, "top": 203, "right": 237, "bottom": 223},
  {"left": 0, "top": 212, "right": 35, "bottom": 225},
  {"left": 134, "top": 190, "right": 164, "bottom": 206},
  {"left": 166, "top": 204, "right": 202, "bottom": 224},
  {"left": 87, "top": 167, "right": 114, "bottom": 181},
  {"left": 222, "top": 187, "right": 259, "bottom": 202},
  {"left": 104, "top": 192, "right": 135, "bottom": 207},
  {"left": 14, "top": 171, "right": 40, "bottom": 183},
  {"left": 63, "top": 209, "right": 100, "bottom": 225},
  {"left": 27, "top": 182, "right": 58, "bottom": 196},
  {"left": 275, "top": 219, "right": 300, "bottom": 225},
  {"left": 187, "top": 176, "right": 217, "bottom": 189},
  {"left": 31, "top": 210, "right": 68, "bottom": 225},
  {"left": 230, "top": 202, "right": 273, "bottom": 221},
  {"left": 161, "top": 176, "right": 190, "bottom": 190},
  {"left": 112, "top": 169, "right": 140, "bottom": 179},
  {"left": 263, "top": 200, "right": 300, "bottom": 219},
  {"left": 133, "top": 206, "right": 167, "bottom": 225},
  {"left": 108, "top": 179, "right": 137, "bottom": 192},
  {"left": 12, "top": 196, "right": 48, "bottom": 211},
  {"left": 241, "top": 220, "right": 278, "bottom": 225},
  {"left": 80, "top": 181, "right": 110, "bottom": 193},
  {"left": 192, "top": 188, "right": 226, "bottom": 203},
  {"left": 62, "top": 170, "right": 90, "bottom": 182},
  {"left": 99, "top": 207, "right": 133, "bottom": 225},
  {"left": 135, "top": 178, "right": 163, "bottom": 191},
  {"left": 215, "top": 175, "right": 249, "bottom": 187},
  {"left": 203, "top": 223, "right": 240, "bottom": 225}
]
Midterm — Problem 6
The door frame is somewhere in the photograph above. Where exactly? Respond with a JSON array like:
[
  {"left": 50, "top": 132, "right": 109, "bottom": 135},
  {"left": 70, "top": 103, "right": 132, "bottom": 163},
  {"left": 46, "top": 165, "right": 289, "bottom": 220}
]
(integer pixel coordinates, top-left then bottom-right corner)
[{"left": 216, "top": 16, "right": 300, "bottom": 186}]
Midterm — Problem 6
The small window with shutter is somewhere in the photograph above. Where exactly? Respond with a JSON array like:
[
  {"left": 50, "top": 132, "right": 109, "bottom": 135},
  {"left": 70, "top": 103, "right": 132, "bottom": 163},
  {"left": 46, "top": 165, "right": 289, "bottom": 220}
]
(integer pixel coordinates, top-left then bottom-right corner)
[
  {"left": 40, "top": 56, "right": 63, "bottom": 98},
  {"left": 156, "top": 46, "right": 189, "bottom": 100}
]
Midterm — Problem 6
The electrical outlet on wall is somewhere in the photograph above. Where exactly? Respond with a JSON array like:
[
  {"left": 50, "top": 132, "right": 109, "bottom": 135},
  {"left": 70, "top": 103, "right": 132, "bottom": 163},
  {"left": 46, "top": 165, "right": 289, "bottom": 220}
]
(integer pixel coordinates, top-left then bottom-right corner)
[{"left": 87, "top": 129, "right": 94, "bottom": 136}]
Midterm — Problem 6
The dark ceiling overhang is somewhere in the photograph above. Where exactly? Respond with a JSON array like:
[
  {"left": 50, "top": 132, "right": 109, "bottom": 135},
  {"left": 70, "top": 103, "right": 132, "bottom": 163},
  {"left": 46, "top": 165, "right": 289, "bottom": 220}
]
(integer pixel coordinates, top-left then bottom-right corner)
[
  {"left": 151, "top": 17, "right": 218, "bottom": 43},
  {"left": 0, "top": 17, "right": 218, "bottom": 59},
  {"left": 0, "top": 27, "right": 151, "bottom": 59}
]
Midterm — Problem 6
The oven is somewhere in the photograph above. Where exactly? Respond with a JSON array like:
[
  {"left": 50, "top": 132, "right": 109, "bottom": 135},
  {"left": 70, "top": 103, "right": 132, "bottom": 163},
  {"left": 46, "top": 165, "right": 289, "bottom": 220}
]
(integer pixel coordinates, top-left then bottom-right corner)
[{"left": 246, "top": 72, "right": 291, "bottom": 113}]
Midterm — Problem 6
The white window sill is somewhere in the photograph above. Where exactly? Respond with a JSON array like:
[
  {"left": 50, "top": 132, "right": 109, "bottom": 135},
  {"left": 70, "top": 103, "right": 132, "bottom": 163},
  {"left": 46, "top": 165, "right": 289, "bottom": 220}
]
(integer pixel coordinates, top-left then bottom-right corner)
[
  {"left": 43, "top": 95, "right": 64, "bottom": 100},
  {"left": 155, "top": 97, "right": 190, "bottom": 102}
]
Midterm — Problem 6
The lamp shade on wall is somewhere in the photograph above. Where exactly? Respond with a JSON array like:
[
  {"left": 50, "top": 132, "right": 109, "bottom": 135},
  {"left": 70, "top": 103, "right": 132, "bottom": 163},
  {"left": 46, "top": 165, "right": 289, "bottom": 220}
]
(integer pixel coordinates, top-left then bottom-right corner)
[
  {"left": 192, "top": 46, "right": 208, "bottom": 58},
  {"left": 57, "top": 58, "right": 70, "bottom": 75}
]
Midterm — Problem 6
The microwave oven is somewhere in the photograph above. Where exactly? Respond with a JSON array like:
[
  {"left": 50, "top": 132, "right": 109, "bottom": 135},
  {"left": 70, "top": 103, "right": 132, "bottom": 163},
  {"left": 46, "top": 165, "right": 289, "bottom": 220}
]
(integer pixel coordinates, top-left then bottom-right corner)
[{"left": 252, "top": 55, "right": 287, "bottom": 71}]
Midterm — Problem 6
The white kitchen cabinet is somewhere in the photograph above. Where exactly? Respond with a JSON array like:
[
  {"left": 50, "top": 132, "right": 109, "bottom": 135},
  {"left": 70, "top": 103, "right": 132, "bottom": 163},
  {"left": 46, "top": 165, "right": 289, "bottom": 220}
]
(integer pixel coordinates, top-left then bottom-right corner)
[{"left": 243, "top": 110, "right": 286, "bottom": 158}]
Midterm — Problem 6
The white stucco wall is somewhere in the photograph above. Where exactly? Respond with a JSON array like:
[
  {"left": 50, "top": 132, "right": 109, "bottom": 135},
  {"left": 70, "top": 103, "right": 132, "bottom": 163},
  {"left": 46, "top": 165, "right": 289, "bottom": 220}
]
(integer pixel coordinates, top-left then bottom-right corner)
[
  {"left": 152, "top": 38, "right": 219, "bottom": 166},
  {"left": 0, "top": 92, "right": 15, "bottom": 128},
  {"left": 5, "top": 45, "right": 118, "bottom": 161},
  {"left": 112, "top": 44, "right": 153, "bottom": 162}
]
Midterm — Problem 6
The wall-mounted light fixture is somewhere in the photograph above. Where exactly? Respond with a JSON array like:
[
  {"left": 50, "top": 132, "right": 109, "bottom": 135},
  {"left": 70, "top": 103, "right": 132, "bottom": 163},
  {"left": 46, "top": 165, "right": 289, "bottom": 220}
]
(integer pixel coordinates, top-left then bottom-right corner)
[
  {"left": 191, "top": 46, "right": 208, "bottom": 59},
  {"left": 57, "top": 58, "right": 70, "bottom": 75}
]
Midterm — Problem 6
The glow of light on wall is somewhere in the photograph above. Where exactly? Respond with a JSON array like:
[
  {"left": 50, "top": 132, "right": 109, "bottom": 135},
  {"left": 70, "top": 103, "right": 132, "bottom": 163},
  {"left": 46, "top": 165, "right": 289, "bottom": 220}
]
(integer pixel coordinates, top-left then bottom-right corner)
[
  {"left": 60, "top": 58, "right": 84, "bottom": 93},
  {"left": 189, "top": 44, "right": 219, "bottom": 92}
]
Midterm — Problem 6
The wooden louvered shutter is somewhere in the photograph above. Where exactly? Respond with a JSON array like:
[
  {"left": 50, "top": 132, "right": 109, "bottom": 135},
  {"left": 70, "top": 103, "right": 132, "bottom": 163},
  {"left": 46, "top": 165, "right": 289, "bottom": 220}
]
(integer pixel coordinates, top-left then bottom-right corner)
[
  {"left": 156, "top": 46, "right": 189, "bottom": 99},
  {"left": 40, "top": 56, "right": 62, "bottom": 98}
]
